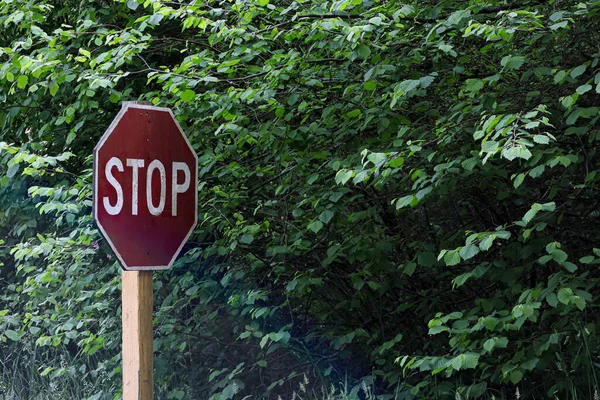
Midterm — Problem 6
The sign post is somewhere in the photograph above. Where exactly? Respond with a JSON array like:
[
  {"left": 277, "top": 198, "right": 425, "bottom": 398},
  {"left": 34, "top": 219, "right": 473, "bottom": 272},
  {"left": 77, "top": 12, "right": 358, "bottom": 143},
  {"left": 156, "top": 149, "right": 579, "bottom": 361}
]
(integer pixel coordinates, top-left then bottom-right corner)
[
  {"left": 122, "top": 270, "right": 153, "bottom": 399},
  {"left": 93, "top": 101, "right": 198, "bottom": 399}
]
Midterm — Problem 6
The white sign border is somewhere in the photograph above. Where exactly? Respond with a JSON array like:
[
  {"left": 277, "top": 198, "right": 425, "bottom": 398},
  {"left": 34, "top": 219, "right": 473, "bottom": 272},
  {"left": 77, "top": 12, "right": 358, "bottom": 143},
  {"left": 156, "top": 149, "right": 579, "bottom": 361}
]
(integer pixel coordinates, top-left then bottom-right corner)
[{"left": 93, "top": 103, "right": 199, "bottom": 271}]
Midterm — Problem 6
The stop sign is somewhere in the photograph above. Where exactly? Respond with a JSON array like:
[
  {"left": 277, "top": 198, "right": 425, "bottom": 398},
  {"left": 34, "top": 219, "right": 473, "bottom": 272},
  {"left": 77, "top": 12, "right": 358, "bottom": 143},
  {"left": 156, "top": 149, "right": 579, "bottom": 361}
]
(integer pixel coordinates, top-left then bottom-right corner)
[{"left": 93, "top": 103, "right": 198, "bottom": 270}]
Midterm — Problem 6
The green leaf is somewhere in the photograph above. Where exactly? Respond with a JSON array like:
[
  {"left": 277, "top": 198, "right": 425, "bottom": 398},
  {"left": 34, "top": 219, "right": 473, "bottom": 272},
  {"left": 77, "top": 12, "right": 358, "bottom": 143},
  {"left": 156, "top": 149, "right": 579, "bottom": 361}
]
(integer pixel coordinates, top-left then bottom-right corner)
[
  {"left": 319, "top": 210, "right": 335, "bottom": 224},
  {"left": 483, "top": 317, "right": 498, "bottom": 330},
  {"left": 50, "top": 83, "right": 59, "bottom": 96},
  {"left": 502, "top": 145, "right": 532, "bottom": 161},
  {"left": 127, "top": 0, "right": 139, "bottom": 10},
  {"left": 554, "top": 70, "right": 567, "bottom": 84},
  {"left": 513, "top": 173, "right": 525, "bottom": 189},
  {"left": 521, "top": 358, "right": 538, "bottom": 371},
  {"left": 481, "top": 140, "right": 498, "bottom": 153},
  {"left": 483, "top": 338, "right": 495, "bottom": 352},
  {"left": 538, "top": 255, "right": 552, "bottom": 265},
  {"left": 307, "top": 220, "right": 324, "bottom": 234},
  {"left": 522, "top": 209, "right": 538, "bottom": 225},
  {"left": 419, "top": 75, "right": 435, "bottom": 88},
  {"left": 5, "top": 330, "right": 21, "bottom": 341},
  {"left": 17, "top": 75, "right": 28, "bottom": 89},
  {"left": 465, "top": 79, "right": 484, "bottom": 92},
  {"left": 546, "top": 293, "right": 558, "bottom": 307},
  {"left": 561, "top": 262, "right": 577, "bottom": 273},
  {"left": 501, "top": 55, "right": 526, "bottom": 70},
  {"left": 447, "top": 9, "right": 470, "bottom": 25},
  {"left": 397, "top": 5, "right": 415, "bottom": 16},
  {"left": 185, "top": 285, "right": 199, "bottom": 296},
  {"left": 550, "top": 20, "right": 569, "bottom": 30},
  {"left": 335, "top": 170, "right": 353, "bottom": 185},
  {"left": 576, "top": 84, "right": 592, "bottom": 94},
  {"left": 286, "top": 279, "right": 297, "bottom": 292},
  {"left": 510, "top": 369, "right": 523, "bottom": 384},
  {"left": 397, "top": 79, "right": 420, "bottom": 95},
  {"left": 495, "top": 336, "right": 508, "bottom": 348},
  {"left": 149, "top": 13, "right": 164, "bottom": 25},
  {"left": 367, "top": 152, "right": 386, "bottom": 166},
  {"left": 387, "top": 156, "right": 404, "bottom": 168},
  {"left": 403, "top": 262, "right": 416, "bottom": 276},
  {"left": 395, "top": 195, "right": 414, "bottom": 209},
  {"left": 180, "top": 89, "right": 196, "bottom": 103},
  {"left": 479, "top": 235, "right": 496, "bottom": 251},
  {"left": 483, "top": 336, "right": 507, "bottom": 353},
  {"left": 364, "top": 81, "right": 377, "bottom": 90},
  {"left": 461, "top": 157, "right": 478, "bottom": 171},
  {"left": 6, "top": 164, "right": 19, "bottom": 178},
  {"left": 307, "top": 173, "right": 319, "bottom": 184},
  {"left": 571, "top": 296, "right": 586, "bottom": 310},
  {"left": 443, "top": 250, "right": 461, "bottom": 266},
  {"left": 347, "top": 109, "right": 361, "bottom": 118},
  {"left": 459, "top": 243, "right": 479, "bottom": 260},
  {"left": 467, "top": 382, "right": 487, "bottom": 398},
  {"left": 428, "top": 325, "right": 449, "bottom": 335},
  {"left": 562, "top": 95, "right": 574, "bottom": 109},
  {"left": 451, "top": 353, "right": 479, "bottom": 371},
  {"left": 533, "top": 135, "right": 549, "bottom": 144},
  {"left": 356, "top": 44, "right": 371, "bottom": 59},
  {"left": 571, "top": 64, "right": 586, "bottom": 78},
  {"left": 550, "top": 249, "right": 568, "bottom": 263},
  {"left": 66, "top": 132, "right": 76, "bottom": 145},
  {"left": 259, "top": 335, "right": 269, "bottom": 348},
  {"left": 557, "top": 288, "right": 573, "bottom": 305},
  {"left": 529, "top": 165, "right": 545, "bottom": 178},
  {"left": 240, "top": 233, "right": 254, "bottom": 244},
  {"left": 353, "top": 170, "right": 369, "bottom": 184},
  {"left": 452, "top": 272, "right": 471, "bottom": 288},
  {"left": 579, "top": 255, "right": 594, "bottom": 264}
]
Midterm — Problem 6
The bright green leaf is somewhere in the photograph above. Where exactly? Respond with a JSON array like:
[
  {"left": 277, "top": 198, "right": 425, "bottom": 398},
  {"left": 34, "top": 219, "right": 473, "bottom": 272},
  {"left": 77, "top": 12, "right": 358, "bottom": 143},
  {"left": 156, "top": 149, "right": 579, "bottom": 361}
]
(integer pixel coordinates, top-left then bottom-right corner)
[{"left": 180, "top": 89, "right": 196, "bottom": 103}]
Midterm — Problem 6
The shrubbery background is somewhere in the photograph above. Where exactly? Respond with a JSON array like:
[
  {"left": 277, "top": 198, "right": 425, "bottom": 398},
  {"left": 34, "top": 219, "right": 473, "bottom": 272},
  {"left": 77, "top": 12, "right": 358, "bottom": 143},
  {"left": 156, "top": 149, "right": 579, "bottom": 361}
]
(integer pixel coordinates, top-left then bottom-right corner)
[{"left": 0, "top": 0, "right": 599, "bottom": 399}]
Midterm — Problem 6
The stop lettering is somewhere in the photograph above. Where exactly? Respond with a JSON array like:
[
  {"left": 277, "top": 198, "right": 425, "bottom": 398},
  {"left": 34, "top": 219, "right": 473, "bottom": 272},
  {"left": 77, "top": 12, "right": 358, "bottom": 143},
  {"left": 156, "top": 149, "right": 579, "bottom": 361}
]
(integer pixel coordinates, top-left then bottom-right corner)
[
  {"left": 102, "top": 158, "right": 191, "bottom": 217},
  {"left": 93, "top": 104, "right": 198, "bottom": 270}
]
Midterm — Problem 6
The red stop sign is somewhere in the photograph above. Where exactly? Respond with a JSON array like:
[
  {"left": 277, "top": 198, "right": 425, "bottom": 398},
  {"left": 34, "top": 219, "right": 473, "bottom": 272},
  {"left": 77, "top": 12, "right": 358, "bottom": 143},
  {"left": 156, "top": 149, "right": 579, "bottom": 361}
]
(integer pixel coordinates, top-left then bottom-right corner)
[{"left": 93, "top": 104, "right": 198, "bottom": 270}]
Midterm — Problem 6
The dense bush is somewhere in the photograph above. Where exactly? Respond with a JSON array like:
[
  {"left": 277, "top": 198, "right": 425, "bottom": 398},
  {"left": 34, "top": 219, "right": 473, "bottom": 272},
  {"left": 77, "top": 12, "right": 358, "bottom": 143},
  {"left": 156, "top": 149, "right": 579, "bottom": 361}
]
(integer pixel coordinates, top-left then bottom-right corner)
[{"left": 1, "top": 0, "right": 599, "bottom": 399}]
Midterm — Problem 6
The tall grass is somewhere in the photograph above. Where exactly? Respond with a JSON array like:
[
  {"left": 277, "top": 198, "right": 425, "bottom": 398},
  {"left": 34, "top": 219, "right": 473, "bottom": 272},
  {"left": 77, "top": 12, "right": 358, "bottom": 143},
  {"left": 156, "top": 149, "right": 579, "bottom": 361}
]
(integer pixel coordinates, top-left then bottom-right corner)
[{"left": 0, "top": 343, "right": 116, "bottom": 400}]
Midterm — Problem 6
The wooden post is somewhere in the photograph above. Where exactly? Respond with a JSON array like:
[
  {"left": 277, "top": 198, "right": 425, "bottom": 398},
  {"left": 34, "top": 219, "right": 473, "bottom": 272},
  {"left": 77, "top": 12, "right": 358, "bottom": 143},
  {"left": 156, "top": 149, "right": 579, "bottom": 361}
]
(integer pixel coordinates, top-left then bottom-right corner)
[{"left": 122, "top": 270, "right": 154, "bottom": 400}]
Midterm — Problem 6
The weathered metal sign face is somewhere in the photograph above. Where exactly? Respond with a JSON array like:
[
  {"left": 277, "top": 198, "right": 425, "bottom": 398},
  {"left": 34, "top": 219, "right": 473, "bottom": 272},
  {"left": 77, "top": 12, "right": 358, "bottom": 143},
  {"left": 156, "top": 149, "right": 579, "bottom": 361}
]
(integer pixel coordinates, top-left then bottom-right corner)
[{"left": 93, "top": 104, "right": 198, "bottom": 270}]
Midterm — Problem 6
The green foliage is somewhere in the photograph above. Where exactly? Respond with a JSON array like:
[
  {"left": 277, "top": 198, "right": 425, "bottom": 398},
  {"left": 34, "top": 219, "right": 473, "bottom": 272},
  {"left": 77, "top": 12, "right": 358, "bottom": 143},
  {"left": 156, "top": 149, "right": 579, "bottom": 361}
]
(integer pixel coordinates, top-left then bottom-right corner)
[{"left": 1, "top": 0, "right": 600, "bottom": 399}]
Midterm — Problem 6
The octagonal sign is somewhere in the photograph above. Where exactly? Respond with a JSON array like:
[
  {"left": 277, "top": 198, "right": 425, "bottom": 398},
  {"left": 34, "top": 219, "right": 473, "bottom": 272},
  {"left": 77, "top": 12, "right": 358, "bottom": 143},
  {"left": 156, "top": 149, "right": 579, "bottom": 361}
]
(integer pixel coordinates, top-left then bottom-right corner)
[{"left": 93, "top": 103, "right": 198, "bottom": 270}]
